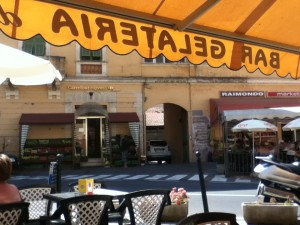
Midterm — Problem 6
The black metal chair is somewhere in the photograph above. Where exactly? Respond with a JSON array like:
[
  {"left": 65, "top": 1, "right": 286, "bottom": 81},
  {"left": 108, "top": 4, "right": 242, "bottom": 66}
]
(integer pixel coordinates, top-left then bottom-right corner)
[
  {"left": 19, "top": 184, "right": 56, "bottom": 224},
  {"left": 0, "top": 201, "right": 30, "bottom": 225},
  {"left": 39, "top": 195, "right": 112, "bottom": 225},
  {"left": 68, "top": 179, "right": 106, "bottom": 192},
  {"left": 123, "top": 189, "right": 170, "bottom": 225},
  {"left": 177, "top": 212, "right": 239, "bottom": 225}
]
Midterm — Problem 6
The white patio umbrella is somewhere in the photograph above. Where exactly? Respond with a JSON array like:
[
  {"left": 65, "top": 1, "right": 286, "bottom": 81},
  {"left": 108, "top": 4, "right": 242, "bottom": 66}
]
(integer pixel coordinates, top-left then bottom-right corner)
[
  {"left": 0, "top": 43, "right": 62, "bottom": 85},
  {"left": 282, "top": 118, "right": 300, "bottom": 141},
  {"left": 232, "top": 119, "right": 278, "bottom": 173}
]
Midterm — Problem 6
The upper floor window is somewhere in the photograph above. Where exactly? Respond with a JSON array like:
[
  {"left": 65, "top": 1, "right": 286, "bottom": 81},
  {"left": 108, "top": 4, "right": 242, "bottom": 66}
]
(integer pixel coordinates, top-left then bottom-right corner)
[
  {"left": 80, "top": 47, "right": 102, "bottom": 61},
  {"left": 76, "top": 45, "right": 106, "bottom": 75},
  {"left": 144, "top": 55, "right": 188, "bottom": 64},
  {"left": 22, "top": 35, "right": 46, "bottom": 56}
]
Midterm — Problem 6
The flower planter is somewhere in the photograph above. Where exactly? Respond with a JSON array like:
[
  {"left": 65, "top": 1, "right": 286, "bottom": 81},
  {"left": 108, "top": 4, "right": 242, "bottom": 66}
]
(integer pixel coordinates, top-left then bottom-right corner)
[
  {"left": 161, "top": 203, "right": 188, "bottom": 222},
  {"left": 242, "top": 202, "right": 298, "bottom": 225}
]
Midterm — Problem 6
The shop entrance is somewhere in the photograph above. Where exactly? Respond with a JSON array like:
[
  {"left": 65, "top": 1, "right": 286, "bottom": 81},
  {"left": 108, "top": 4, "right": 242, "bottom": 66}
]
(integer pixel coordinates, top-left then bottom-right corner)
[{"left": 75, "top": 116, "right": 107, "bottom": 159}]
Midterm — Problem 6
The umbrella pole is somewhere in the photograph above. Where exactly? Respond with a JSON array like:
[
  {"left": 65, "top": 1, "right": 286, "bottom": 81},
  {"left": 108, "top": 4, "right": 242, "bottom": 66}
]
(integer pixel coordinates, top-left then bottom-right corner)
[
  {"left": 252, "top": 132, "right": 255, "bottom": 175},
  {"left": 195, "top": 151, "right": 209, "bottom": 213}
]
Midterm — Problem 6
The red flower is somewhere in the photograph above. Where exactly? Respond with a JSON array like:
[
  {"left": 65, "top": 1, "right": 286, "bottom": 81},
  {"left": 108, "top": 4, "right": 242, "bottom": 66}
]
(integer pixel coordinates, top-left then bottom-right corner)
[{"left": 170, "top": 187, "right": 189, "bottom": 205}]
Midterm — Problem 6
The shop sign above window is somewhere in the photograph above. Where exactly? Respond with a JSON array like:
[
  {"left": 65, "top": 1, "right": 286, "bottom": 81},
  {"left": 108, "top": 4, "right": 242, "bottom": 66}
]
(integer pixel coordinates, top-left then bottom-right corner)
[{"left": 220, "top": 91, "right": 265, "bottom": 97}]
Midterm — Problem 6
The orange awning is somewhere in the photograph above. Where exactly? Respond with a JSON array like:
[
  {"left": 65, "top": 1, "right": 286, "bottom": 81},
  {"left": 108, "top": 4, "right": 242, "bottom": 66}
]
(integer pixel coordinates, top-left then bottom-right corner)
[{"left": 1, "top": 0, "right": 300, "bottom": 78}]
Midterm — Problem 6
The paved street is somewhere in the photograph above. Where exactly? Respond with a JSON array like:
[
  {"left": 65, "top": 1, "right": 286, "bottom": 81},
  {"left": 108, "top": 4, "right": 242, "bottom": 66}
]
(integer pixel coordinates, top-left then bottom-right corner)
[
  {"left": 11, "top": 166, "right": 258, "bottom": 187},
  {"left": 11, "top": 162, "right": 259, "bottom": 191}
]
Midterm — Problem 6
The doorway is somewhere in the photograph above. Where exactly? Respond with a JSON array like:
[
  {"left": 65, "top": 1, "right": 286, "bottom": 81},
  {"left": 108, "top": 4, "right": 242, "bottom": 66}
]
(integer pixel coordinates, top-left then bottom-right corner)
[{"left": 75, "top": 116, "right": 107, "bottom": 159}]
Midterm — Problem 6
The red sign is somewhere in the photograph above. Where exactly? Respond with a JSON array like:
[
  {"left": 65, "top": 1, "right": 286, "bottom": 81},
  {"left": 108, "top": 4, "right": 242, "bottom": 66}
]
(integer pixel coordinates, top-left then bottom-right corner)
[{"left": 267, "top": 92, "right": 300, "bottom": 98}]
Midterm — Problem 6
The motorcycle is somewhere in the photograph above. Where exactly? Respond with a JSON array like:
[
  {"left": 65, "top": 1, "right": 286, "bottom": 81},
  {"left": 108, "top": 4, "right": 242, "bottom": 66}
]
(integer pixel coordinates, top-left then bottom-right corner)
[{"left": 254, "top": 154, "right": 300, "bottom": 204}]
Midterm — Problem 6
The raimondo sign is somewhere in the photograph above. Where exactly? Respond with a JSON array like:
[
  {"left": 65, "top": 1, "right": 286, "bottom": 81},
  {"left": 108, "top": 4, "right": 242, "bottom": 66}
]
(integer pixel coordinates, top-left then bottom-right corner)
[{"left": 220, "top": 91, "right": 265, "bottom": 97}]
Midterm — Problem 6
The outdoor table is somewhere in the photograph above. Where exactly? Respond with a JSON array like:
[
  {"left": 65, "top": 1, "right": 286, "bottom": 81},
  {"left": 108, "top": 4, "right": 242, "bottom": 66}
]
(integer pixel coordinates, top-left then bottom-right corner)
[
  {"left": 44, "top": 188, "right": 127, "bottom": 213},
  {"left": 44, "top": 188, "right": 127, "bottom": 201}
]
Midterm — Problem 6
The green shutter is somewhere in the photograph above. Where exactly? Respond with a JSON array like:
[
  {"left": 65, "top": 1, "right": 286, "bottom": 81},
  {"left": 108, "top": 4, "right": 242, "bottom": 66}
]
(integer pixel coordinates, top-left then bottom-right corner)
[
  {"left": 34, "top": 36, "right": 45, "bottom": 56},
  {"left": 34, "top": 43, "right": 45, "bottom": 56},
  {"left": 23, "top": 43, "right": 33, "bottom": 54},
  {"left": 81, "top": 48, "right": 91, "bottom": 57},
  {"left": 23, "top": 35, "right": 45, "bottom": 56},
  {"left": 92, "top": 50, "right": 101, "bottom": 57}
]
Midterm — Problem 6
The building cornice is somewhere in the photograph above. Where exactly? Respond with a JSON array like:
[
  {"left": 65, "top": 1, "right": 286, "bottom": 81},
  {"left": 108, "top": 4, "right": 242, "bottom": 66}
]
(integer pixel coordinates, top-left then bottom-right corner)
[{"left": 65, "top": 76, "right": 299, "bottom": 84}]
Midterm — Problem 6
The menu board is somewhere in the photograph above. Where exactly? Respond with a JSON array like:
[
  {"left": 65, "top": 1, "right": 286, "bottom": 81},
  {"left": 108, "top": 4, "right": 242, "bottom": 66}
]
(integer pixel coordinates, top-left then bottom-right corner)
[{"left": 192, "top": 110, "right": 210, "bottom": 160}]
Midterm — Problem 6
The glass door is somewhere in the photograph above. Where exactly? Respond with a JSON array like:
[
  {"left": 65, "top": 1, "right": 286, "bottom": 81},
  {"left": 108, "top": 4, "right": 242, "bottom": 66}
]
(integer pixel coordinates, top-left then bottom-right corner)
[
  {"left": 75, "top": 116, "right": 106, "bottom": 159},
  {"left": 75, "top": 118, "right": 87, "bottom": 156},
  {"left": 87, "top": 118, "right": 100, "bottom": 157}
]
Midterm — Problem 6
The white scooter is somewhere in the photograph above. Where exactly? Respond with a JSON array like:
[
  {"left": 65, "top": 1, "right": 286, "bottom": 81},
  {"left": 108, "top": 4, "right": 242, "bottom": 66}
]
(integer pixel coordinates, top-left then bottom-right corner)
[{"left": 254, "top": 154, "right": 300, "bottom": 204}]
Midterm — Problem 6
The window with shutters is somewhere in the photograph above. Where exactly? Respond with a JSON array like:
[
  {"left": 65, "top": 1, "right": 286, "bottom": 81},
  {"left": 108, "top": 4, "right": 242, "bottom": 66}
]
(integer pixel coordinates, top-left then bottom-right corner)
[
  {"left": 22, "top": 35, "right": 46, "bottom": 56},
  {"left": 80, "top": 47, "right": 102, "bottom": 61},
  {"left": 77, "top": 46, "right": 106, "bottom": 76}
]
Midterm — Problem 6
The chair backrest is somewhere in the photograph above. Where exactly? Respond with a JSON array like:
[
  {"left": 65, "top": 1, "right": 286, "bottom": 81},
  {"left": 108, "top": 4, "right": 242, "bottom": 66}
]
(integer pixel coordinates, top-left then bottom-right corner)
[
  {"left": 0, "top": 202, "right": 30, "bottom": 225},
  {"left": 124, "top": 189, "right": 170, "bottom": 225},
  {"left": 177, "top": 212, "right": 239, "bottom": 225},
  {"left": 58, "top": 195, "right": 112, "bottom": 225},
  {"left": 68, "top": 180, "right": 106, "bottom": 192},
  {"left": 19, "top": 184, "right": 55, "bottom": 221}
]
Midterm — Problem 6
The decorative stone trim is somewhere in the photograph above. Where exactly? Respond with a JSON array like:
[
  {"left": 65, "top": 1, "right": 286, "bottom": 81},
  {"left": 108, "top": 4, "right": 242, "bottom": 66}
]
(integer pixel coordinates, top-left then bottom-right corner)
[
  {"left": 6, "top": 90, "right": 19, "bottom": 99},
  {"left": 3, "top": 79, "right": 19, "bottom": 99},
  {"left": 48, "top": 90, "right": 61, "bottom": 99},
  {"left": 47, "top": 79, "right": 61, "bottom": 99}
]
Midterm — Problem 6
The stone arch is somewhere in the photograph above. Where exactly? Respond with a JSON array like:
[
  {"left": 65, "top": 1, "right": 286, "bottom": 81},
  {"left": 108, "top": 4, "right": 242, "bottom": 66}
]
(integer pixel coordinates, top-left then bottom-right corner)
[
  {"left": 145, "top": 103, "right": 189, "bottom": 163},
  {"left": 75, "top": 102, "right": 108, "bottom": 117}
]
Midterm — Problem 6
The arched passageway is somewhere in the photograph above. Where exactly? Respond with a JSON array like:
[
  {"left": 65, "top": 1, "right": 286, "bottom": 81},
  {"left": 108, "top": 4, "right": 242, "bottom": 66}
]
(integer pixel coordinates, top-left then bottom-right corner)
[{"left": 145, "top": 103, "right": 189, "bottom": 163}]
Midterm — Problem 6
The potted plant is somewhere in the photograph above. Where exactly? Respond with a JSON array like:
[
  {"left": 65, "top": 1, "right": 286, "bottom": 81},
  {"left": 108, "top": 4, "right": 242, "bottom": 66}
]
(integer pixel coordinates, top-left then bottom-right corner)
[
  {"left": 242, "top": 198, "right": 298, "bottom": 225},
  {"left": 161, "top": 187, "right": 189, "bottom": 222}
]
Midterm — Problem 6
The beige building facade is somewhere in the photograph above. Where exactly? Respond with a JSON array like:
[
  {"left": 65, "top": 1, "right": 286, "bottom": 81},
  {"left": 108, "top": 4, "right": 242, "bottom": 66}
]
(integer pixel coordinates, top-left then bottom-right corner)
[{"left": 1, "top": 32, "right": 300, "bottom": 168}]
